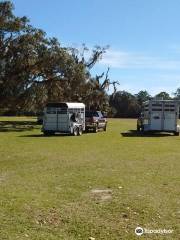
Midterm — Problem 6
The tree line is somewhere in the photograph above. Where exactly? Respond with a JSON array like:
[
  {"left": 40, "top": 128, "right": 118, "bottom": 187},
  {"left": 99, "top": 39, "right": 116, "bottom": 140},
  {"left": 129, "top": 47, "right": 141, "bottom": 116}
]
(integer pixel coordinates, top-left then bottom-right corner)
[
  {"left": 109, "top": 90, "right": 180, "bottom": 118},
  {"left": 0, "top": 1, "right": 180, "bottom": 118}
]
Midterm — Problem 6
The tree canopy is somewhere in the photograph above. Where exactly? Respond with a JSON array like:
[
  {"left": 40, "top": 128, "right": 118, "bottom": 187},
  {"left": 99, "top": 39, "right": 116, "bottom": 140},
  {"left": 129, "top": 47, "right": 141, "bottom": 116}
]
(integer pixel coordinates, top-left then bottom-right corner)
[
  {"left": 155, "top": 91, "right": 171, "bottom": 100},
  {"left": 109, "top": 91, "right": 141, "bottom": 118},
  {"left": 0, "top": 1, "right": 116, "bottom": 113}
]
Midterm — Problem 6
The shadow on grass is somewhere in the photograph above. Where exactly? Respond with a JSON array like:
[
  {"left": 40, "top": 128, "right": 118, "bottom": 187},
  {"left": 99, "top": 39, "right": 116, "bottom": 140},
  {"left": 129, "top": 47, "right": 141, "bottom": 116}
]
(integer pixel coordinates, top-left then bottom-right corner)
[
  {"left": 19, "top": 133, "right": 70, "bottom": 138},
  {"left": 121, "top": 130, "right": 173, "bottom": 137},
  {"left": 0, "top": 121, "right": 38, "bottom": 132},
  {"left": 20, "top": 130, "right": 95, "bottom": 137}
]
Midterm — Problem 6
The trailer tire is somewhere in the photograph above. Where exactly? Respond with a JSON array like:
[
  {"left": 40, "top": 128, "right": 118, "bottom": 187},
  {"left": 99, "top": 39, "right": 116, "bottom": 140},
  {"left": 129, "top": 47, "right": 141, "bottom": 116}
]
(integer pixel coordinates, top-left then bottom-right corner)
[
  {"left": 93, "top": 124, "right": 98, "bottom": 133},
  {"left": 137, "top": 125, "right": 140, "bottom": 132},
  {"left": 43, "top": 131, "right": 54, "bottom": 136},
  {"left": 85, "top": 127, "right": 89, "bottom": 133},
  {"left": 43, "top": 131, "right": 49, "bottom": 136},
  {"left": 78, "top": 126, "right": 83, "bottom": 136},
  {"left": 73, "top": 127, "right": 78, "bottom": 136},
  {"left": 174, "top": 131, "right": 179, "bottom": 136}
]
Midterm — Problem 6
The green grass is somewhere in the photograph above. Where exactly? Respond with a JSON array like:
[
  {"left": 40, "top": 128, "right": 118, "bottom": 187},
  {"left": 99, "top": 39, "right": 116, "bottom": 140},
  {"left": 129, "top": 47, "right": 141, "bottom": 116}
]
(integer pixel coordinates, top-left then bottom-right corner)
[{"left": 0, "top": 117, "right": 179, "bottom": 240}]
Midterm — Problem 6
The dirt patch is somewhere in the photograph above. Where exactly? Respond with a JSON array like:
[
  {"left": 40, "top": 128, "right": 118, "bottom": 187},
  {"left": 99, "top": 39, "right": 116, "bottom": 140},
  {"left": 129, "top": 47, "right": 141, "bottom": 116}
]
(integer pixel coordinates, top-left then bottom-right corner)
[
  {"left": 90, "top": 189, "right": 113, "bottom": 202},
  {"left": 34, "top": 208, "right": 62, "bottom": 227}
]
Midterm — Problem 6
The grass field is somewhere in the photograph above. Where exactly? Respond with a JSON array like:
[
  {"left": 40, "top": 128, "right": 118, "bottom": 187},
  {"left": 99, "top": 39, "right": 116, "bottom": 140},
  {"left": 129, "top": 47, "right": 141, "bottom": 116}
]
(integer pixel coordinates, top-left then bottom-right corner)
[{"left": 0, "top": 117, "right": 179, "bottom": 240}]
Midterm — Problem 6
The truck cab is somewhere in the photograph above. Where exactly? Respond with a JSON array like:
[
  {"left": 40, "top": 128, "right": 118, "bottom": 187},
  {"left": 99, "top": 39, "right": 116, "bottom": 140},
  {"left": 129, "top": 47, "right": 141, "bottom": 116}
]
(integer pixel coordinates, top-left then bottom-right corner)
[{"left": 85, "top": 110, "right": 107, "bottom": 132}]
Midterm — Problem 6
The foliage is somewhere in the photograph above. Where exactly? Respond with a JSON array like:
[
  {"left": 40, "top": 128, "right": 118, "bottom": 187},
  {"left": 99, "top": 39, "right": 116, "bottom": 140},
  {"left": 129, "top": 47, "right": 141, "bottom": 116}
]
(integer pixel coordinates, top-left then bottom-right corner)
[
  {"left": 135, "top": 90, "right": 151, "bottom": 106},
  {"left": 109, "top": 89, "right": 179, "bottom": 118},
  {"left": 0, "top": 1, "right": 116, "bottom": 112},
  {"left": 155, "top": 91, "right": 171, "bottom": 100},
  {"left": 173, "top": 88, "right": 180, "bottom": 100},
  {"left": 109, "top": 91, "right": 141, "bottom": 118}
]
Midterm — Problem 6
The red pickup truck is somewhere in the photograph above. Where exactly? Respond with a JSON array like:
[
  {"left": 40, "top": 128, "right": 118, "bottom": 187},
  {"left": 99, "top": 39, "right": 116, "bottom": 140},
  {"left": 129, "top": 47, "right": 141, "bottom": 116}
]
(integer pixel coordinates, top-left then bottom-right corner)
[{"left": 85, "top": 111, "right": 107, "bottom": 132}]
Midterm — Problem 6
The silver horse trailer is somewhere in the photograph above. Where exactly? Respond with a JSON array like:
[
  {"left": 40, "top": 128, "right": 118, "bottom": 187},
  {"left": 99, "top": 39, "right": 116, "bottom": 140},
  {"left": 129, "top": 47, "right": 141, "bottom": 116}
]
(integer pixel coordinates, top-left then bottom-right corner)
[
  {"left": 137, "top": 100, "right": 180, "bottom": 135},
  {"left": 42, "top": 102, "right": 85, "bottom": 136}
]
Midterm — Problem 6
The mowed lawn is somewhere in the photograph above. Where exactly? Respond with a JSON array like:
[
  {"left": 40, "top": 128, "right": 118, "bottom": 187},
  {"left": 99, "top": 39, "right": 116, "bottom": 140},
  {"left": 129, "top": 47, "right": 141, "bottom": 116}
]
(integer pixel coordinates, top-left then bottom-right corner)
[{"left": 0, "top": 117, "right": 179, "bottom": 240}]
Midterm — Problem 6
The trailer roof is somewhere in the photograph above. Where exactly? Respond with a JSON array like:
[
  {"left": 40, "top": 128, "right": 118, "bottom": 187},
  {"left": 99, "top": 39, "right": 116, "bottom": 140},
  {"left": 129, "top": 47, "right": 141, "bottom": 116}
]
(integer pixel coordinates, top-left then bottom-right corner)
[
  {"left": 66, "top": 102, "right": 85, "bottom": 108},
  {"left": 46, "top": 102, "right": 85, "bottom": 108},
  {"left": 143, "top": 99, "right": 180, "bottom": 105}
]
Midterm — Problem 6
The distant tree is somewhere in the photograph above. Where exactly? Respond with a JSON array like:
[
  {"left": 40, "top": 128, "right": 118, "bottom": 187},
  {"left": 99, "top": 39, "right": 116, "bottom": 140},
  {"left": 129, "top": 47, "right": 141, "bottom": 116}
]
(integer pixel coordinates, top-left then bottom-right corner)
[
  {"left": 135, "top": 90, "right": 151, "bottom": 106},
  {"left": 155, "top": 91, "right": 171, "bottom": 100},
  {"left": 109, "top": 91, "right": 140, "bottom": 118},
  {"left": 173, "top": 88, "right": 180, "bottom": 100},
  {"left": 68, "top": 46, "right": 119, "bottom": 111}
]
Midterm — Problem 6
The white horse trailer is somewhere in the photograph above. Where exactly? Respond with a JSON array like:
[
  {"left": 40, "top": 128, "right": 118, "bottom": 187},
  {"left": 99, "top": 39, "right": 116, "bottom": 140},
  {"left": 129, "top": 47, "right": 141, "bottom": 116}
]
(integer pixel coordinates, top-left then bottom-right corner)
[
  {"left": 42, "top": 102, "right": 85, "bottom": 136},
  {"left": 137, "top": 100, "right": 180, "bottom": 135}
]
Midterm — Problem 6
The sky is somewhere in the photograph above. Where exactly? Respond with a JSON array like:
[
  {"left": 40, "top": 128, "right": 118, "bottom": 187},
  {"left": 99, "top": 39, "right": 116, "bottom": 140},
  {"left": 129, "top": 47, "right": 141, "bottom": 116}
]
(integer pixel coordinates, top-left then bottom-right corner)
[{"left": 12, "top": 0, "right": 180, "bottom": 96}]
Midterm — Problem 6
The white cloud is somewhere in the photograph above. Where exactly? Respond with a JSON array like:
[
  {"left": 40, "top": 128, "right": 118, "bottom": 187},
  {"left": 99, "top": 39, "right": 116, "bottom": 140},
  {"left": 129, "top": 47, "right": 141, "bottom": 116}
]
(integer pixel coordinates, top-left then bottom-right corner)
[{"left": 100, "top": 49, "right": 180, "bottom": 70}]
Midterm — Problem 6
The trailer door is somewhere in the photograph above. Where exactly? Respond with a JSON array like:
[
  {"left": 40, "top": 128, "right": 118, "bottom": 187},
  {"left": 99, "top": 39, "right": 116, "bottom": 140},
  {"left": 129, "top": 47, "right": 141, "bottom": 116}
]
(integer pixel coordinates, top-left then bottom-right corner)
[
  {"left": 44, "top": 108, "right": 57, "bottom": 131},
  {"left": 57, "top": 108, "right": 69, "bottom": 132},
  {"left": 150, "top": 103, "right": 163, "bottom": 130},
  {"left": 163, "top": 103, "right": 176, "bottom": 131}
]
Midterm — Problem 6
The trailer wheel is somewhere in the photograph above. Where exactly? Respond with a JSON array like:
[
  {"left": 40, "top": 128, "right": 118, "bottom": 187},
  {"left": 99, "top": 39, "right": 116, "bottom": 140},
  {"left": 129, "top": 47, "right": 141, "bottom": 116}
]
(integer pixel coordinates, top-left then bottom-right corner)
[
  {"left": 93, "top": 124, "right": 98, "bottom": 133},
  {"left": 43, "top": 131, "right": 49, "bottom": 136},
  {"left": 104, "top": 124, "right": 107, "bottom": 131},
  {"left": 85, "top": 127, "right": 89, "bottom": 133},
  {"left": 43, "top": 131, "right": 54, "bottom": 136},
  {"left": 73, "top": 127, "right": 78, "bottom": 136},
  {"left": 78, "top": 126, "right": 83, "bottom": 136},
  {"left": 174, "top": 131, "right": 179, "bottom": 136},
  {"left": 137, "top": 125, "right": 140, "bottom": 132}
]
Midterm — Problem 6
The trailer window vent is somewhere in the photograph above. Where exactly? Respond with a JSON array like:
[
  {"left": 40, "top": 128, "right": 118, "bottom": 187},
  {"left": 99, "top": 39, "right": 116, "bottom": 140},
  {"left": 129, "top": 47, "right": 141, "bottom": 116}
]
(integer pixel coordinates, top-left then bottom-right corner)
[
  {"left": 69, "top": 108, "right": 84, "bottom": 113},
  {"left": 164, "top": 109, "right": 175, "bottom": 112},
  {"left": 165, "top": 104, "right": 175, "bottom": 107},
  {"left": 57, "top": 109, "right": 67, "bottom": 114},
  {"left": 152, "top": 108, "right": 162, "bottom": 111},
  {"left": 46, "top": 107, "right": 56, "bottom": 114},
  {"left": 47, "top": 110, "right": 56, "bottom": 114},
  {"left": 152, "top": 104, "right": 162, "bottom": 107}
]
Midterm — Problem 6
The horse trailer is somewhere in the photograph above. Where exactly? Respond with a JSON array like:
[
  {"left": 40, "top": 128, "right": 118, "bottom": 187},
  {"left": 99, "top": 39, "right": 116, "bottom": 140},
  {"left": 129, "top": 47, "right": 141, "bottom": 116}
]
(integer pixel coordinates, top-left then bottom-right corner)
[
  {"left": 42, "top": 102, "right": 85, "bottom": 136},
  {"left": 137, "top": 100, "right": 180, "bottom": 135}
]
